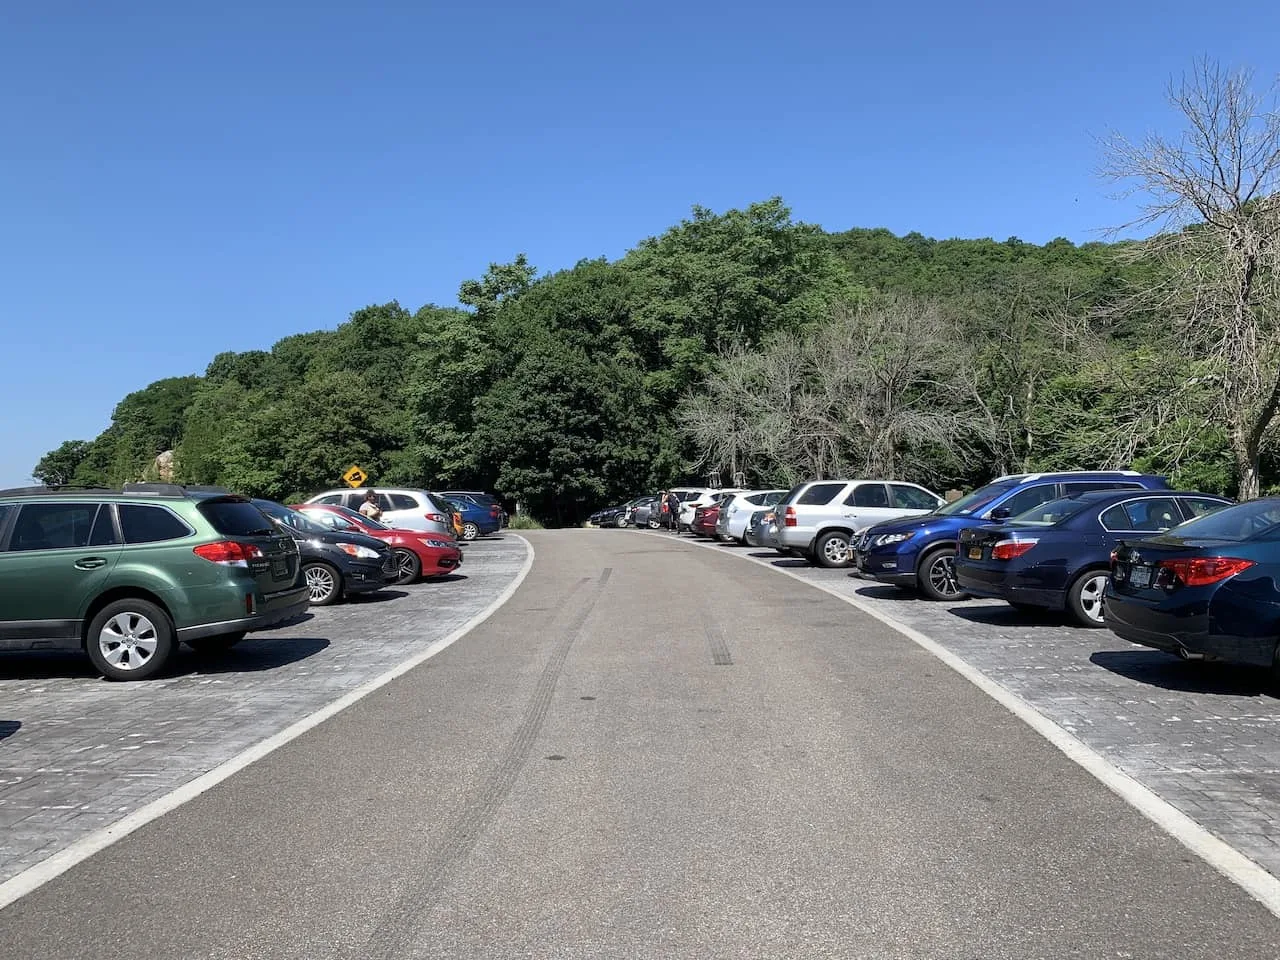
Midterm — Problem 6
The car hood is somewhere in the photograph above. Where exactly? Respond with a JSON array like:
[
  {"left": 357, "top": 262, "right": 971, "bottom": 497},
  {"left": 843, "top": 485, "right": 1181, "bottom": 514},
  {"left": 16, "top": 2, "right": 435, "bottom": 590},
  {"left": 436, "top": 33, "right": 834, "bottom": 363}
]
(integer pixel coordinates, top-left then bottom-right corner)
[{"left": 862, "top": 513, "right": 957, "bottom": 537}]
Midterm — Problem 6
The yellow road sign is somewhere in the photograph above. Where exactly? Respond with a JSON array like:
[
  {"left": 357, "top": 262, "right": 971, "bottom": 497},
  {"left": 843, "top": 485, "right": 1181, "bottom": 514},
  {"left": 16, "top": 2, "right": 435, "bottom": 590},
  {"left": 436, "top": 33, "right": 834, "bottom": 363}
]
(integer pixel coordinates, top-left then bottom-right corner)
[{"left": 342, "top": 465, "right": 368, "bottom": 488}]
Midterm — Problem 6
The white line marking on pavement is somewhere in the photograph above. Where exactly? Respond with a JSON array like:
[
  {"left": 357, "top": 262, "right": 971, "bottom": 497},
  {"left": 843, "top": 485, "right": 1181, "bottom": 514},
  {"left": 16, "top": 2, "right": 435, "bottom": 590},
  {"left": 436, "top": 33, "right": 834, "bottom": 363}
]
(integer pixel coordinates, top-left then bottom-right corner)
[
  {"left": 0, "top": 536, "right": 536, "bottom": 913},
  {"left": 653, "top": 532, "right": 1280, "bottom": 918}
]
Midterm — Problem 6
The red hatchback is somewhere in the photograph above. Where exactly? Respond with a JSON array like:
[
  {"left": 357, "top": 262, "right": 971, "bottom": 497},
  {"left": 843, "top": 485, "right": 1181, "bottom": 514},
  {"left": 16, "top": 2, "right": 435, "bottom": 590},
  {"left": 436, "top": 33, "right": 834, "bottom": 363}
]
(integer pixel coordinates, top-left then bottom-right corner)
[
  {"left": 292, "top": 504, "right": 463, "bottom": 584},
  {"left": 691, "top": 504, "right": 721, "bottom": 538}
]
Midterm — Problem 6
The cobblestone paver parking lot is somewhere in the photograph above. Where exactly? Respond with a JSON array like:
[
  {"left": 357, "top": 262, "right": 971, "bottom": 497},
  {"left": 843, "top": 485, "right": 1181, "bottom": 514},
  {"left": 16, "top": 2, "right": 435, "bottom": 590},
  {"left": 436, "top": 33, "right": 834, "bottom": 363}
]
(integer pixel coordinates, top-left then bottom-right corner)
[
  {"left": 0, "top": 536, "right": 530, "bottom": 887},
  {"left": 648, "top": 532, "right": 1280, "bottom": 880}
]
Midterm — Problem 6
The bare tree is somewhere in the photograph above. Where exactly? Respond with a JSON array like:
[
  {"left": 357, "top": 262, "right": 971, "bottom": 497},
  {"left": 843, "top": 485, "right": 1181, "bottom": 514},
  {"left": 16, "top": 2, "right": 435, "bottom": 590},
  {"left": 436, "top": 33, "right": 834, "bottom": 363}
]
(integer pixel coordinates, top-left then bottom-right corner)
[
  {"left": 1103, "top": 60, "right": 1280, "bottom": 497},
  {"left": 680, "top": 296, "right": 991, "bottom": 486}
]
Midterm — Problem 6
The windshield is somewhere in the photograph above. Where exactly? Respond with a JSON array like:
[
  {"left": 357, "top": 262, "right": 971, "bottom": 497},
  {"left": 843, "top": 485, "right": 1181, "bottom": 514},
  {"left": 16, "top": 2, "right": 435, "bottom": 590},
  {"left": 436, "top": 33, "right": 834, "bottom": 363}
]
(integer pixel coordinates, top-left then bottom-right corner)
[
  {"left": 331, "top": 504, "right": 390, "bottom": 530},
  {"left": 1161, "top": 499, "right": 1280, "bottom": 542},
  {"left": 1010, "top": 496, "right": 1090, "bottom": 526},
  {"left": 934, "top": 481, "right": 1017, "bottom": 516},
  {"left": 254, "top": 499, "right": 330, "bottom": 536}
]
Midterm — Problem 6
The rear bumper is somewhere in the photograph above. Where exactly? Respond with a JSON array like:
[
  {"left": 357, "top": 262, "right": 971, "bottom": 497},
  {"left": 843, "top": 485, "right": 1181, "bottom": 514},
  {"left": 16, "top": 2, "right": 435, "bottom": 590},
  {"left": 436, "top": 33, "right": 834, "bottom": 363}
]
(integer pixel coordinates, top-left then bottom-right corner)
[
  {"left": 177, "top": 588, "right": 311, "bottom": 641},
  {"left": 1105, "top": 592, "right": 1276, "bottom": 668}
]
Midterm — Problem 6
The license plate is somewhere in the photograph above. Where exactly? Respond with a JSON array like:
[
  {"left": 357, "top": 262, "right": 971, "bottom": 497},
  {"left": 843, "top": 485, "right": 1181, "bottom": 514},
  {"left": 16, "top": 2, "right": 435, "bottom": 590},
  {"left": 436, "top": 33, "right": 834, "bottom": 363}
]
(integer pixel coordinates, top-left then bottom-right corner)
[
  {"left": 271, "top": 558, "right": 288, "bottom": 578},
  {"left": 968, "top": 547, "right": 983, "bottom": 560},
  {"left": 1130, "top": 565, "right": 1152, "bottom": 588}
]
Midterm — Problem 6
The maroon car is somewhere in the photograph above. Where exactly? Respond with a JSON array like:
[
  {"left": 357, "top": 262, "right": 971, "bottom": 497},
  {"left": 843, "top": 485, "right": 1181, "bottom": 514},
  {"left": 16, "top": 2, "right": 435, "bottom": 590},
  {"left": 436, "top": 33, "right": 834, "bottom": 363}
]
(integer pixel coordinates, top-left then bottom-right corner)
[{"left": 691, "top": 504, "right": 722, "bottom": 538}]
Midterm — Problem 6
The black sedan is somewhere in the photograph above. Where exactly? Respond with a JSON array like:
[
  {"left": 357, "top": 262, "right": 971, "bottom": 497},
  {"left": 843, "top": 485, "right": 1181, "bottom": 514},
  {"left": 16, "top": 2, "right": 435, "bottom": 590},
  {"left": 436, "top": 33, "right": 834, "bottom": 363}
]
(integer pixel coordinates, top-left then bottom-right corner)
[
  {"left": 1106, "top": 498, "right": 1280, "bottom": 671},
  {"left": 253, "top": 499, "right": 396, "bottom": 606},
  {"left": 589, "top": 501, "right": 634, "bottom": 528},
  {"left": 955, "top": 490, "right": 1230, "bottom": 627}
]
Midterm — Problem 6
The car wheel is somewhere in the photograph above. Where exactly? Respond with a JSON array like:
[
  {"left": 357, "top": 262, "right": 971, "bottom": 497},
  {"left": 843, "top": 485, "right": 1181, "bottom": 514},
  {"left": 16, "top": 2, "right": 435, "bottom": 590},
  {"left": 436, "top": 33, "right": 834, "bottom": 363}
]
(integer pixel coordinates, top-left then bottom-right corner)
[
  {"left": 187, "top": 631, "right": 247, "bottom": 653},
  {"left": 917, "top": 547, "right": 966, "bottom": 601},
  {"left": 814, "top": 531, "right": 852, "bottom": 568},
  {"left": 1067, "top": 569, "right": 1110, "bottom": 628},
  {"left": 648, "top": 519, "right": 661, "bottom": 529},
  {"left": 85, "top": 598, "right": 175, "bottom": 681},
  {"left": 304, "top": 562, "right": 342, "bottom": 606},
  {"left": 615, "top": 515, "right": 628, "bottom": 528},
  {"left": 462, "top": 522, "right": 480, "bottom": 541},
  {"left": 393, "top": 548, "right": 422, "bottom": 585}
]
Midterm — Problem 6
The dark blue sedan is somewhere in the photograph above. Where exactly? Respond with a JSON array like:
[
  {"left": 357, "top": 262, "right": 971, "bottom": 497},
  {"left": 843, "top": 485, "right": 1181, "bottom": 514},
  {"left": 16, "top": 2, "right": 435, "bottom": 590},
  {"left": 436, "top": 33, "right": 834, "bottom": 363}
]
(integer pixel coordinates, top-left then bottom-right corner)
[
  {"left": 955, "top": 490, "right": 1230, "bottom": 627},
  {"left": 1106, "top": 498, "right": 1280, "bottom": 670},
  {"left": 443, "top": 496, "right": 502, "bottom": 541}
]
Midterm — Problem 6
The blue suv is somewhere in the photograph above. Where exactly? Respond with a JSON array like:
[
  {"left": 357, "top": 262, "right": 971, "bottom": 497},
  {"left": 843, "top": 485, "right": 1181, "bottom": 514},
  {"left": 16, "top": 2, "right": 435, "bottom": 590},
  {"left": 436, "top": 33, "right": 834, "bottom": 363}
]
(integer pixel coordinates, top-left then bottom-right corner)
[{"left": 852, "top": 472, "right": 1170, "bottom": 600}]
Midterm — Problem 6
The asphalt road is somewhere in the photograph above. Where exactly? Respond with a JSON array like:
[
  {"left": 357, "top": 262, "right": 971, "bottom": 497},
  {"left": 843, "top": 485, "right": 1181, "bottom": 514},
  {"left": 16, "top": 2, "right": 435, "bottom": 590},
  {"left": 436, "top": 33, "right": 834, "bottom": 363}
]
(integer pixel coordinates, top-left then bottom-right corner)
[{"left": 3, "top": 530, "right": 1279, "bottom": 958}]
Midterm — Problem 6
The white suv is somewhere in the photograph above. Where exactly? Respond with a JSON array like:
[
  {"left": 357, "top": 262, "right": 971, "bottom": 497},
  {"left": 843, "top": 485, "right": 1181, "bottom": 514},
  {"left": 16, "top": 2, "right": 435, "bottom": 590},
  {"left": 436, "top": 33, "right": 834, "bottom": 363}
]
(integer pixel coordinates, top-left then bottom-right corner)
[
  {"left": 775, "top": 480, "right": 944, "bottom": 568},
  {"left": 676, "top": 488, "right": 744, "bottom": 530},
  {"left": 306, "top": 487, "right": 455, "bottom": 536}
]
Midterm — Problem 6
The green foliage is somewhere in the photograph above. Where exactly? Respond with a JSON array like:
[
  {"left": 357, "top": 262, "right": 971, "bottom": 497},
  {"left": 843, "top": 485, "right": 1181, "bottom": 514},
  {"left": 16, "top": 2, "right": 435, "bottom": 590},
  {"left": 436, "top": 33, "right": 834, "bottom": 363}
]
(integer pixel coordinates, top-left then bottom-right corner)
[
  {"left": 507, "top": 514, "right": 545, "bottom": 530},
  {"left": 32, "top": 198, "right": 1258, "bottom": 525}
]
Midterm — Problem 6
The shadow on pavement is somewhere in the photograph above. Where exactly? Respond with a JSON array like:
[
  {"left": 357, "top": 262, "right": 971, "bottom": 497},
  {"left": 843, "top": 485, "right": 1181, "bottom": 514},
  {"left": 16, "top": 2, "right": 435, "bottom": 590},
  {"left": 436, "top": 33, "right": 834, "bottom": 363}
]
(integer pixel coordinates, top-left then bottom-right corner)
[
  {"left": 422, "top": 574, "right": 469, "bottom": 584},
  {"left": 346, "top": 590, "right": 410, "bottom": 604},
  {"left": 1090, "top": 649, "right": 1274, "bottom": 697},
  {"left": 183, "top": 637, "right": 332, "bottom": 675},
  {"left": 854, "top": 584, "right": 920, "bottom": 601},
  {"left": 947, "top": 603, "right": 1068, "bottom": 628},
  {"left": 0, "top": 720, "right": 21, "bottom": 742}
]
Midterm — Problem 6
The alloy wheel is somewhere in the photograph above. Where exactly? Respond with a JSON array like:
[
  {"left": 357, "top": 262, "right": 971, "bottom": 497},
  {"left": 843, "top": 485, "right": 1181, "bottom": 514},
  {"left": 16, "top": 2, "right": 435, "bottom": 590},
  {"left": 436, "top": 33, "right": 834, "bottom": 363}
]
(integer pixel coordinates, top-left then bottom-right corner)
[
  {"left": 1076, "top": 573, "right": 1108, "bottom": 624},
  {"left": 98, "top": 612, "right": 160, "bottom": 673},
  {"left": 928, "top": 554, "right": 961, "bottom": 598},
  {"left": 306, "top": 565, "right": 337, "bottom": 603}
]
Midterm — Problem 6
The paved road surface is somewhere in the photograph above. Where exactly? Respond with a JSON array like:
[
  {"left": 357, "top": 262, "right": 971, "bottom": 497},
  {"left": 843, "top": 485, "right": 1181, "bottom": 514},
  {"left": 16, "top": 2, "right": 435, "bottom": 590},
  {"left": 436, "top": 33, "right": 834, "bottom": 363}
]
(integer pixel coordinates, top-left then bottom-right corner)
[{"left": 4, "top": 531, "right": 1278, "bottom": 958}]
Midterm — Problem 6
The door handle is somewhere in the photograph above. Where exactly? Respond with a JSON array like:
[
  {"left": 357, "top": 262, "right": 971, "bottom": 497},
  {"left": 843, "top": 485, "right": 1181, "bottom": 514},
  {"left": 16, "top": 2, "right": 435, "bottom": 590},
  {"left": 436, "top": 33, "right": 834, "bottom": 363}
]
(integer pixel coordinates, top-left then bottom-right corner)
[
  {"left": 74, "top": 557, "right": 108, "bottom": 570},
  {"left": 842, "top": 512, "right": 858, "bottom": 519}
]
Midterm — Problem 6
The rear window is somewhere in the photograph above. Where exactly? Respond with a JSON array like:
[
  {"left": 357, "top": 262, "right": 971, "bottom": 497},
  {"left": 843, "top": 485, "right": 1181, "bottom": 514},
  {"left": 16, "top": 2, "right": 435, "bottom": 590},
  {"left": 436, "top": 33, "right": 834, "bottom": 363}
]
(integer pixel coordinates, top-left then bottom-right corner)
[
  {"left": 198, "top": 499, "right": 276, "bottom": 537},
  {"left": 1162, "top": 500, "right": 1280, "bottom": 542},
  {"left": 119, "top": 504, "right": 193, "bottom": 544},
  {"left": 677, "top": 491, "right": 702, "bottom": 502},
  {"left": 1014, "top": 496, "right": 1090, "bottom": 526},
  {"left": 796, "top": 483, "right": 846, "bottom": 506}
]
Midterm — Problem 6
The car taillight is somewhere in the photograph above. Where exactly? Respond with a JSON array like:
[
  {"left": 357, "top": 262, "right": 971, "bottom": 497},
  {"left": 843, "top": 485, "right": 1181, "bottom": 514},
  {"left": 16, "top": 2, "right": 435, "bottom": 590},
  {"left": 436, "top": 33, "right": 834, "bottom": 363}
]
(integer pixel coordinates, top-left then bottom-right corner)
[
  {"left": 784, "top": 506, "right": 797, "bottom": 527},
  {"left": 1156, "top": 557, "right": 1255, "bottom": 588},
  {"left": 991, "top": 538, "right": 1038, "bottom": 561},
  {"left": 425, "top": 513, "right": 446, "bottom": 523},
  {"left": 194, "top": 541, "right": 264, "bottom": 565}
]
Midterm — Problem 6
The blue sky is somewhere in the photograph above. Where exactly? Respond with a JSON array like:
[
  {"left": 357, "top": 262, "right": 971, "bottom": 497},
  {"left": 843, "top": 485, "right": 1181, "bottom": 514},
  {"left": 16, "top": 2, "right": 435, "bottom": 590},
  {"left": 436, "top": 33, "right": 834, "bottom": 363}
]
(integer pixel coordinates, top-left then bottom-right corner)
[{"left": 1, "top": 0, "right": 1276, "bottom": 486}]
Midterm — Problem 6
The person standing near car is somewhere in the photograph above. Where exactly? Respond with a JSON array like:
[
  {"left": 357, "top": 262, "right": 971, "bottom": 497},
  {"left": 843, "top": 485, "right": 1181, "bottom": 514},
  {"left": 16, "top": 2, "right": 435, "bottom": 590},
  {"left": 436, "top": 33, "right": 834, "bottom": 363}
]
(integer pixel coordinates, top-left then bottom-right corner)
[
  {"left": 665, "top": 490, "right": 681, "bottom": 532},
  {"left": 359, "top": 490, "right": 383, "bottom": 521}
]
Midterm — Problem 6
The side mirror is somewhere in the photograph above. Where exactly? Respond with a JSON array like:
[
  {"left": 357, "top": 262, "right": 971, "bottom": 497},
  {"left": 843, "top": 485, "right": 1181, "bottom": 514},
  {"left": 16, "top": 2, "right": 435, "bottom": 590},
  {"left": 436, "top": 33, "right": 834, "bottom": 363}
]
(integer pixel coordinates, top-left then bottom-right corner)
[{"left": 989, "top": 506, "right": 1012, "bottom": 521}]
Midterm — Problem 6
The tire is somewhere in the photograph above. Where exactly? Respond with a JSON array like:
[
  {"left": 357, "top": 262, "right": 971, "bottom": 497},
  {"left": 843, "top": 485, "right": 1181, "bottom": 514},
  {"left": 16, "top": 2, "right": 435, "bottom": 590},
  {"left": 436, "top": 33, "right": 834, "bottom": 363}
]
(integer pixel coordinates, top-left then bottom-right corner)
[
  {"left": 462, "top": 521, "right": 480, "bottom": 541},
  {"left": 1067, "top": 569, "right": 1110, "bottom": 628},
  {"left": 648, "top": 519, "right": 661, "bottom": 529},
  {"left": 393, "top": 548, "right": 422, "bottom": 585},
  {"left": 303, "top": 562, "right": 343, "bottom": 606},
  {"left": 85, "top": 598, "right": 176, "bottom": 681},
  {"left": 187, "top": 631, "right": 247, "bottom": 653},
  {"left": 615, "top": 515, "right": 627, "bottom": 529},
  {"left": 814, "top": 531, "right": 853, "bottom": 568},
  {"left": 917, "top": 547, "right": 966, "bottom": 601}
]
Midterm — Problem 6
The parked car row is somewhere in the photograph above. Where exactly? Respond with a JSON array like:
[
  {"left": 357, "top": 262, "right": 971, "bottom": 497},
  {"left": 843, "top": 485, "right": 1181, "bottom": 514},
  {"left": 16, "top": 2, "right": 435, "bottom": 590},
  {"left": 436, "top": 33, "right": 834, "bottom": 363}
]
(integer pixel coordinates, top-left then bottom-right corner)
[
  {"left": 0, "top": 481, "right": 501, "bottom": 681},
  {"left": 593, "top": 469, "right": 1280, "bottom": 678}
]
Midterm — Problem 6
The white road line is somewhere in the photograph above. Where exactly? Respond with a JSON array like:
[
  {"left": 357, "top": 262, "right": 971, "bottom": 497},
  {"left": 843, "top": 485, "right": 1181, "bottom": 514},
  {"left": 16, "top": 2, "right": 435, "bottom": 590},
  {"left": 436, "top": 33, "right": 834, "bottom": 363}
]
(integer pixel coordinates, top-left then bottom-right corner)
[
  {"left": 0, "top": 536, "right": 536, "bottom": 913},
  {"left": 651, "top": 531, "right": 1280, "bottom": 918}
]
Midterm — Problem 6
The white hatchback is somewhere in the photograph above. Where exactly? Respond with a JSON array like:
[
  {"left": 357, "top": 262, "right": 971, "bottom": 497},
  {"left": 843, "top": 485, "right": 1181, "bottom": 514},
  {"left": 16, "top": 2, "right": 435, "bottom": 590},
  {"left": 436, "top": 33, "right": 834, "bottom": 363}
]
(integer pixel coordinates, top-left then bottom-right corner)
[{"left": 306, "top": 487, "right": 456, "bottom": 536}]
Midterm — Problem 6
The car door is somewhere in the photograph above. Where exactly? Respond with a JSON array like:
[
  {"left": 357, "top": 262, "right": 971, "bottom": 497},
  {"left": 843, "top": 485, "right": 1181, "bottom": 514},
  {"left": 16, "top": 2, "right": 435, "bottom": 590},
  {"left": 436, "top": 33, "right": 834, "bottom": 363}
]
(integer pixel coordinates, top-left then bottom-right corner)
[
  {"left": 0, "top": 502, "right": 122, "bottom": 647},
  {"left": 840, "top": 483, "right": 898, "bottom": 531}
]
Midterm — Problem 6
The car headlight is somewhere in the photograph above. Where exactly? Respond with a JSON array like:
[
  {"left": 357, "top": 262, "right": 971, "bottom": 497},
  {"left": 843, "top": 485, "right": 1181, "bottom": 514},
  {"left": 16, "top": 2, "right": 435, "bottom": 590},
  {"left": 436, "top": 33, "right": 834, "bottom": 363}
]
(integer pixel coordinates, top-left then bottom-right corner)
[
  {"left": 421, "top": 538, "right": 452, "bottom": 549},
  {"left": 337, "top": 543, "right": 381, "bottom": 559},
  {"left": 874, "top": 532, "right": 915, "bottom": 547}
]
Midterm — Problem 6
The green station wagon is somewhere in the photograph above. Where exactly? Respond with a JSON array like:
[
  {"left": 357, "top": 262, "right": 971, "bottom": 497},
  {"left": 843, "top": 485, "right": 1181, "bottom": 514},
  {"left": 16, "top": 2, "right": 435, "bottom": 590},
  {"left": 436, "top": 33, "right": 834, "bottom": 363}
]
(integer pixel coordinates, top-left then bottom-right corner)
[{"left": 0, "top": 484, "right": 310, "bottom": 680}]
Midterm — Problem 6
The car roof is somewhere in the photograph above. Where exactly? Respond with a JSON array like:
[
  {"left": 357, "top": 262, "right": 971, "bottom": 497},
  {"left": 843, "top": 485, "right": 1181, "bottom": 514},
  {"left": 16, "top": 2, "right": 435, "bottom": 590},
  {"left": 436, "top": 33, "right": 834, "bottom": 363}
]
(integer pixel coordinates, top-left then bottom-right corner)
[
  {"left": 990, "top": 470, "right": 1149, "bottom": 484},
  {"left": 0, "top": 483, "right": 236, "bottom": 502}
]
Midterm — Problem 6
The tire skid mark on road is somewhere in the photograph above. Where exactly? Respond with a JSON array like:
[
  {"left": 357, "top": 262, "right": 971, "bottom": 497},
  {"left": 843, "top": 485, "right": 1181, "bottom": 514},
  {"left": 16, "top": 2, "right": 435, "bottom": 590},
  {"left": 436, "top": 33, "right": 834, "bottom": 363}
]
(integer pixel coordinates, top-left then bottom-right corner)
[
  {"left": 704, "top": 620, "right": 733, "bottom": 666},
  {"left": 641, "top": 530, "right": 1280, "bottom": 919},
  {"left": 360, "top": 569, "right": 610, "bottom": 958}
]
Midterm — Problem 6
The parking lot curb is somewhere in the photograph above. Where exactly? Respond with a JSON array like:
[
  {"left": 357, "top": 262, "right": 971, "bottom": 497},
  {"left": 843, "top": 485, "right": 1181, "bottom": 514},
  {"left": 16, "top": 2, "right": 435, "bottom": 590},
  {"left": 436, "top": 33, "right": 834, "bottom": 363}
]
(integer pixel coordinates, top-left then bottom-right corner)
[
  {"left": 0, "top": 535, "right": 537, "bottom": 914},
  {"left": 636, "top": 529, "right": 1280, "bottom": 919}
]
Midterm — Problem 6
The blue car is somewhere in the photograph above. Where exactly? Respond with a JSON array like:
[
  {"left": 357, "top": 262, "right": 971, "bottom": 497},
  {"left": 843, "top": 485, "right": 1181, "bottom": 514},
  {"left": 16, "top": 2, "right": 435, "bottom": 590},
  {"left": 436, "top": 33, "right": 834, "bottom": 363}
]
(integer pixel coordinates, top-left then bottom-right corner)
[
  {"left": 954, "top": 490, "right": 1230, "bottom": 626},
  {"left": 443, "top": 496, "right": 502, "bottom": 541},
  {"left": 1106, "top": 498, "right": 1280, "bottom": 670},
  {"left": 853, "top": 471, "right": 1172, "bottom": 601}
]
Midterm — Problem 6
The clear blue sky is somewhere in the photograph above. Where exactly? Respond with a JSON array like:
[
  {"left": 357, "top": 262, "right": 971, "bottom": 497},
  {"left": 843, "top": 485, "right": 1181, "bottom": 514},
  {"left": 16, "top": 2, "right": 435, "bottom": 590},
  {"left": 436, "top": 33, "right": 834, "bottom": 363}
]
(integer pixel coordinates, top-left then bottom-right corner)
[{"left": 2, "top": 0, "right": 1276, "bottom": 486}]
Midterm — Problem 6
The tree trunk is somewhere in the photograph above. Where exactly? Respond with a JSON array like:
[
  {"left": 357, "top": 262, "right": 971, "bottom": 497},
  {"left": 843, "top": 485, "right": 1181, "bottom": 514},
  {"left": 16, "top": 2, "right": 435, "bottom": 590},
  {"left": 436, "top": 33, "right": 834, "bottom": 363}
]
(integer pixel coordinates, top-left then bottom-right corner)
[{"left": 1231, "top": 428, "right": 1262, "bottom": 500}]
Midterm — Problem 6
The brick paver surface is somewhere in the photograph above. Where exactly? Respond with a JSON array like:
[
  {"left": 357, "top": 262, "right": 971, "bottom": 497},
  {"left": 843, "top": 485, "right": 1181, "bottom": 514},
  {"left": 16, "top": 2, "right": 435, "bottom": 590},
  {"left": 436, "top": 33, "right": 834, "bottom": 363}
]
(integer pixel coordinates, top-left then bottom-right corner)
[
  {"left": 678, "top": 534, "right": 1280, "bottom": 876},
  {"left": 0, "top": 536, "right": 529, "bottom": 885}
]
